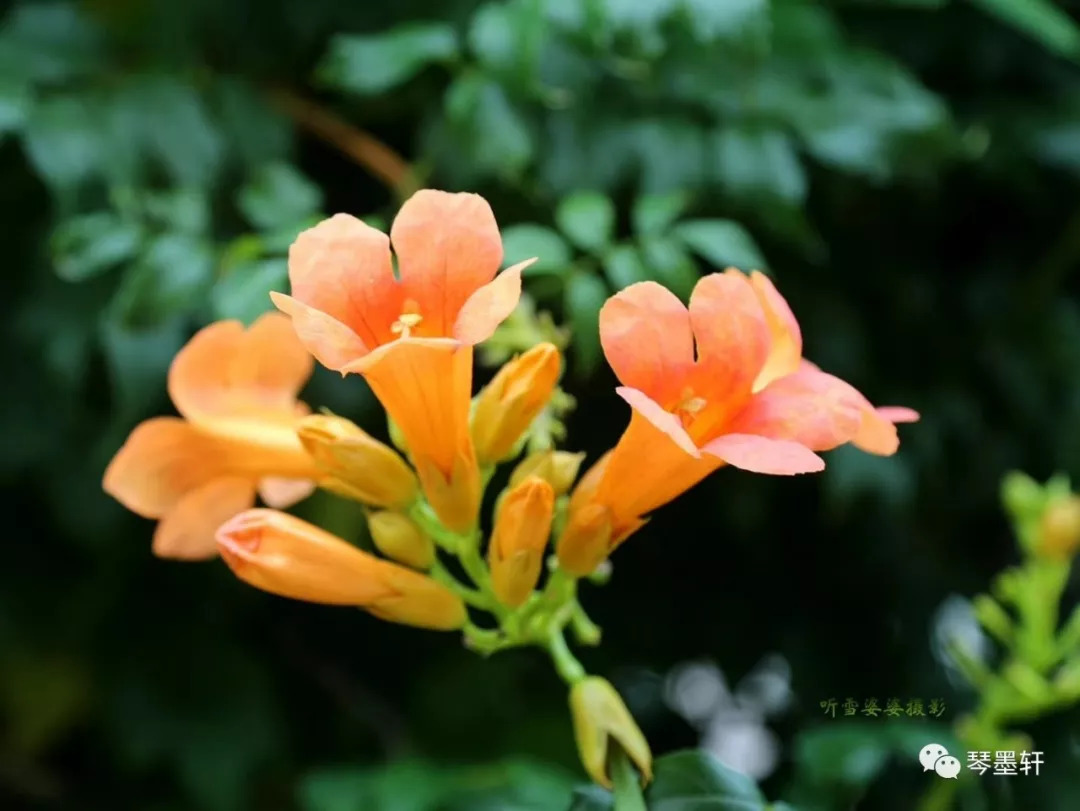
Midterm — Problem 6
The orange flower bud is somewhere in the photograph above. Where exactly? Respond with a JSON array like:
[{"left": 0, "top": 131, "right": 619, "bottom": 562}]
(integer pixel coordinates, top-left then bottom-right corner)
[
  {"left": 1038, "top": 495, "right": 1080, "bottom": 561},
  {"left": 297, "top": 414, "right": 418, "bottom": 509},
  {"left": 472, "top": 343, "right": 562, "bottom": 464},
  {"left": 556, "top": 503, "right": 614, "bottom": 577},
  {"left": 510, "top": 450, "right": 586, "bottom": 496},
  {"left": 216, "top": 509, "right": 465, "bottom": 630},
  {"left": 367, "top": 511, "right": 435, "bottom": 570},
  {"left": 489, "top": 476, "right": 555, "bottom": 607},
  {"left": 569, "top": 677, "right": 653, "bottom": 789}
]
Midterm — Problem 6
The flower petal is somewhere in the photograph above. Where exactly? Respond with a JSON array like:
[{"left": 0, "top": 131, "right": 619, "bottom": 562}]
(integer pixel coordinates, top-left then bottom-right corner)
[
  {"left": 391, "top": 190, "right": 503, "bottom": 335},
  {"left": 453, "top": 258, "right": 532, "bottom": 345},
  {"left": 103, "top": 417, "right": 226, "bottom": 517},
  {"left": 615, "top": 386, "right": 699, "bottom": 458},
  {"left": 152, "top": 476, "right": 256, "bottom": 560},
  {"left": 258, "top": 476, "right": 317, "bottom": 509},
  {"left": 270, "top": 291, "right": 371, "bottom": 372},
  {"left": 702, "top": 433, "right": 825, "bottom": 475},
  {"left": 876, "top": 406, "right": 920, "bottom": 423},
  {"left": 748, "top": 270, "right": 802, "bottom": 391},
  {"left": 599, "top": 281, "right": 694, "bottom": 406},
  {"left": 286, "top": 213, "right": 402, "bottom": 347},
  {"left": 728, "top": 367, "right": 864, "bottom": 451}
]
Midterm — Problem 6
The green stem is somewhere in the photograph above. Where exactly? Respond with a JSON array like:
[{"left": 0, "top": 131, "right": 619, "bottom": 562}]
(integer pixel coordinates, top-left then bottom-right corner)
[
  {"left": 547, "top": 629, "right": 586, "bottom": 685},
  {"left": 610, "top": 747, "right": 647, "bottom": 811},
  {"left": 430, "top": 560, "right": 494, "bottom": 610}
]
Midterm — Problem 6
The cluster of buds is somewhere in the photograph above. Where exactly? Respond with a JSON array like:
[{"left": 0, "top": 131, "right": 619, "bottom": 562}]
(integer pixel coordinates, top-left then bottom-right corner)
[{"left": 103, "top": 189, "right": 917, "bottom": 787}]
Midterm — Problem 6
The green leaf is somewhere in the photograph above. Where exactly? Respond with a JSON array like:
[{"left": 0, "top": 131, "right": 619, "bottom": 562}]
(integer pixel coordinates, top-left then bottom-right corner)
[
  {"left": 99, "top": 317, "right": 187, "bottom": 420},
  {"left": 646, "top": 751, "right": 766, "bottom": 809},
  {"left": 142, "top": 188, "right": 211, "bottom": 235},
  {"left": 444, "top": 74, "right": 534, "bottom": 179},
  {"left": 501, "top": 224, "right": 572, "bottom": 274},
  {"left": 673, "top": 219, "right": 767, "bottom": 271},
  {"left": 556, "top": 191, "right": 615, "bottom": 254},
  {"left": 212, "top": 259, "right": 288, "bottom": 324},
  {"left": 632, "top": 191, "right": 690, "bottom": 236},
  {"left": 602, "top": 244, "right": 650, "bottom": 289},
  {"left": 111, "top": 233, "right": 214, "bottom": 326},
  {"left": 318, "top": 24, "right": 458, "bottom": 95},
  {"left": 0, "top": 2, "right": 102, "bottom": 83},
  {"left": 711, "top": 127, "right": 807, "bottom": 205},
  {"left": 568, "top": 785, "right": 614, "bottom": 810},
  {"left": 51, "top": 212, "right": 143, "bottom": 282},
  {"left": 0, "top": 75, "right": 31, "bottom": 135},
  {"left": 23, "top": 95, "right": 106, "bottom": 190},
  {"left": 681, "top": 0, "right": 769, "bottom": 43},
  {"left": 565, "top": 271, "right": 609, "bottom": 375},
  {"left": 970, "top": 0, "right": 1080, "bottom": 59},
  {"left": 639, "top": 236, "right": 699, "bottom": 298},
  {"left": 213, "top": 78, "right": 292, "bottom": 168},
  {"left": 238, "top": 163, "right": 323, "bottom": 231}
]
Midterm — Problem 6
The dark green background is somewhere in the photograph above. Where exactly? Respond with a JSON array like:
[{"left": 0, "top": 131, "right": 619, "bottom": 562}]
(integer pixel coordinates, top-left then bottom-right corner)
[{"left": 3, "top": 0, "right": 1080, "bottom": 809}]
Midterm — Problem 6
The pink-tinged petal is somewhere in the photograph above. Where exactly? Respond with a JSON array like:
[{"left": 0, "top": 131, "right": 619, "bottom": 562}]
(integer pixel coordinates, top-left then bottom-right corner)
[
  {"left": 702, "top": 433, "right": 825, "bottom": 475},
  {"left": 729, "top": 368, "right": 864, "bottom": 451},
  {"left": 270, "top": 292, "right": 370, "bottom": 373},
  {"left": 286, "top": 214, "right": 402, "bottom": 346},
  {"left": 152, "top": 476, "right": 257, "bottom": 560},
  {"left": 258, "top": 477, "right": 317, "bottom": 508},
  {"left": 453, "top": 259, "right": 532, "bottom": 345},
  {"left": 600, "top": 281, "right": 694, "bottom": 405},
  {"left": 876, "top": 406, "right": 920, "bottom": 423},
  {"left": 748, "top": 270, "right": 802, "bottom": 392},
  {"left": 687, "top": 272, "right": 770, "bottom": 405},
  {"left": 853, "top": 410, "right": 901, "bottom": 456},
  {"left": 391, "top": 190, "right": 503, "bottom": 335},
  {"left": 615, "top": 386, "right": 700, "bottom": 457}
]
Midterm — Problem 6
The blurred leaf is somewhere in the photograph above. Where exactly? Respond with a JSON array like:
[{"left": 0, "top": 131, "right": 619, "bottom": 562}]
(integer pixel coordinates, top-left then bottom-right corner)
[
  {"left": 602, "top": 244, "right": 649, "bottom": 289},
  {"left": 319, "top": 24, "right": 458, "bottom": 94},
  {"left": 23, "top": 95, "right": 106, "bottom": 190},
  {"left": 51, "top": 211, "right": 143, "bottom": 281},
  {"left": 556, "top": 191, "right": 615, "bottom": 254},
  {"left": 0, "top": 75, "right": 31, "bottom": 135},
  {"left": 238, "top": 162, "right": 323, "bottom": 230},
  {"left": 469, "top": 0, "right": 546, "bottom": 85},
  {"left": 645, "top": 750, "right": 767, "bottom": 809},
  {"left": 565, "top": 271, "right": 608, "bottom": 374},
  {"left": 502, "top": 224, "right": 572, "bottom": 274},
  {"left": 99, "top": 317, "right": 186, "bottom": 419},
  {"left": 111, "top": 233, "right": 214, "bottom": 326},
  {"left": 142, "top": 187, "right": 211, "bottom": 235},
  {"left": 681, "top": 0, "right": 769, "bottom": 43},
  {"left": 445, "top": 73, "right": 534, "bottom": 179},
  {"left": 632, "top": 191, "right": 690, "bottom": 236},
  {"left": 711, "top": 127, "right": 807, "bottom": 205},
  {"left": 639, "top": 235, "right": 698, "bottom": 298},
  {"left": 128, "top": 76, "right": 224, "bottom": 187},
  {"left": 212, "top": 258, "right": 288, "bottom": 323},
  {"left": 214, "top": 78, "right": 292, "bottom": 168},
  {"left": 567, "top": 786, "right": 614, "bottom": 810},
  {"left": 0, "top": 1, "right": 102, "bottom": 83},
  {"left": 970, "top": 0, "right": 1080, "bottom": 59},
  {"left": 673, "top": 219, "right": 767, "bottom": 271}
]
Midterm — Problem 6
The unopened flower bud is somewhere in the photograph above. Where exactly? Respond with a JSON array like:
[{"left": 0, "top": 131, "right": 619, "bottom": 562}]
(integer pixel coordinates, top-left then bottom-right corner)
[
  {"left": 215, "top": 509, "right": 465, "bottom": 630},
  {"left": 1038, "top": 495, "right": 1080, "bottom": 562},
  {"left": 489, "top": 476, "right": 555, "bottom": 607},
  {"left": 368, "top": 511, "right": 435, "bottom": 570},
  {"left": 472, "top": 343, "right": 561, "bottom": 464},
  {"left": 510, "top": 450, "right": 586, "bottom": 496},
  {"left": 297, "top": 414, "right": 417, "bottom": 509},
  {"left": 569, "top": 677, "right": 653, "bottom": 789}
]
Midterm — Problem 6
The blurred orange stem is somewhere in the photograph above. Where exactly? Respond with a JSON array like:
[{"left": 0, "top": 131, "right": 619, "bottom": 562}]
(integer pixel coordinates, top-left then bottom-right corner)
[{"left": 270, "top": 88, "right": 417, "bottom": 199}]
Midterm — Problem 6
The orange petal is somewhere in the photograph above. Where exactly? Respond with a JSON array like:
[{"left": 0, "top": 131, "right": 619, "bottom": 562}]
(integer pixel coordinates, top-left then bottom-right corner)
[
  {"left": 615, "top": 386, "right": 699, "bottom": 458},
  {"left": 702, "top": 433, "right": 824, "bottom": 475},
  {"left": 687, "top": 272, "right": 770, "bottom": 406},
  {"left": 286, "top": 213, "right": 403, "bottom": 347},
  {"left": 257, "top": 477, "right": 316, "bottom": 508},
  {"left": 453, "top": 259, "right": 532, "bottom": 345},
  {"left": 270, "top": 292, "right": 370, "bottom": 373},
  {"left": 391, "top": 190, "right": 503, "bottom": 335},
  {"left": 490, "top": 476, "right": 556, "bottom": 607},
  {"left": 153, "top": 476, "right": 256, "bottom": 560},
  {"left": 747, "top": 270, "right": 802, "bottom": 392},
  {"left": 599, "top": 281, "right": 694, "bottom": 406},
  {"left": 728, "top": 367, "right": 864, "bottom": 451},
  {"left": 876, "top": 406, "right": 920, "bottom": 423},
  {"left": 103, "top": 417, "right": 226, "bottom": 518}
]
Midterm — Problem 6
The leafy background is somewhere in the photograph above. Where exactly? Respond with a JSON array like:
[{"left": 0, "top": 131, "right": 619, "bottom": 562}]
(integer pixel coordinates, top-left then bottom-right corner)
[{"left": 3, "top": 0, "right": 1080, "bottom": 808}]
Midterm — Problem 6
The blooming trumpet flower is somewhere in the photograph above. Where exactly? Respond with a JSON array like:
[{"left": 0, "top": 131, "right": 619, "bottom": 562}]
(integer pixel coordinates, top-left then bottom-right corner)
[
  {"left": 103, "top": 314, "right": 320, "bottom": 560},
  {"left": 472, "top": 342, "right": 562, "bottom": 464},
  {"left": 271, "top": 190, "right": 535, "bottom": 533},
  {"left": 557, "top": 270, "right": 918, "bottom": 575},
  {"left": 489, "top": 476, "right": 555, "bottom": 607},
  {"left": 297, "top": 414, "right": 417, "bottom": 508},
  {"left": 216, "top": 509, "right": 466, "bottom": 630},
  {"left": 367, "top": 511, "right": 435, "bottom": 570},
  {"left": 509, "top": 450, "right": 586, "bottom": 497},
  {"left": 569, "top": 677, "right": 653, "bottom": 789}
]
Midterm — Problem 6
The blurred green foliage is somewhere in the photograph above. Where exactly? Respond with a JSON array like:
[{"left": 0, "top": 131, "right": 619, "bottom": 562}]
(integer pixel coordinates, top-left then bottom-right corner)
[{"left": 4, "top": 0, "right": 1080, "bottom": 809}]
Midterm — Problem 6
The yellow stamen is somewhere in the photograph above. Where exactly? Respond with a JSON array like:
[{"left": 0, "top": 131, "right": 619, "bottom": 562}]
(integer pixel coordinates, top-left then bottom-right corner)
[
  {"left": 674, "top": 386, "right": 706, "bottom": 426},
  {"left": 391, "top": 312, "right": 423, "bottom": 338}
]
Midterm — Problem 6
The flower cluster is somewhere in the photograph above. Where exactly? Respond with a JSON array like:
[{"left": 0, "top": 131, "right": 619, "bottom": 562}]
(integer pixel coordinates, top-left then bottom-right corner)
[{"left": 103, "top": 189, "right": 917, "bottom": 786}]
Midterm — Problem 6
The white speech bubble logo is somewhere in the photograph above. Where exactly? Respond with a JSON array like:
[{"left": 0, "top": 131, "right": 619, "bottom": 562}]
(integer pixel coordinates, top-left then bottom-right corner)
[
  {"left": 935, "top": 755, "right": 961, "bottom": 779},
  {"left": 919, "top": 743, "right": 949, "bottom": 771}
]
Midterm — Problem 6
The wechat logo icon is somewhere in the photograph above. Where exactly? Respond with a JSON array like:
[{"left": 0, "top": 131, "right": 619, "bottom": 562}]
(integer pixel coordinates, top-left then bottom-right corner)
[{"left": 919, "top": 743, "right": 960, "bottom": 779}]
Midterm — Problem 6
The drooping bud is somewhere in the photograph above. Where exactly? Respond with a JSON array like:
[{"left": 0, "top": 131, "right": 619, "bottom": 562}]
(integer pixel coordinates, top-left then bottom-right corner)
[
  {"left": 215, "top": 509, "right": 465, "bottom": 630},
  {"left": 510, "top": 450, "right": 586, "bottom": 496},
  {"left": 297, "top": 414, "right": 417, "bottom": 509},
  {"left": 1037, "top": 495, "right": 1080, "bottom": 562},
  {"left": 472, "top": 343, "right": 562, "bottom": 464},
  {"left": 413, "top": 448, "right": 481, "bottom": 534},
  {"left": 368, "top": 511, "right": 435, "bottom": 570},
  {"left": 489, "top": 476, "right": 555, "bottom": 607},
  {"left": 569, "top": 676, "right": 653, "bottom": 789}
]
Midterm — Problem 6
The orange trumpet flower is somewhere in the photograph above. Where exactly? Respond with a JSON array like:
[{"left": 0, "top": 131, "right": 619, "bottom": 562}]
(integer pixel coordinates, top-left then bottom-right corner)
[
  {"left": 270, "top": 190, "right": 535, "bottom": 533},
  {"left": 557, "top": 270, "right": 918, "bottom": 575},
  {"left": 103, "top": 314, "right": 321, "bottom": 560}
]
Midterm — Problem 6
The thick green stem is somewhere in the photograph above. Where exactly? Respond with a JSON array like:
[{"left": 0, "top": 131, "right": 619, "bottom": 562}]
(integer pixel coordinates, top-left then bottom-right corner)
[
  {"left": 547, "top": 629, "right": 586, "bottom": 685},
  {"left": 610, "top": 747, "right": 647, "bottom": 811}
]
